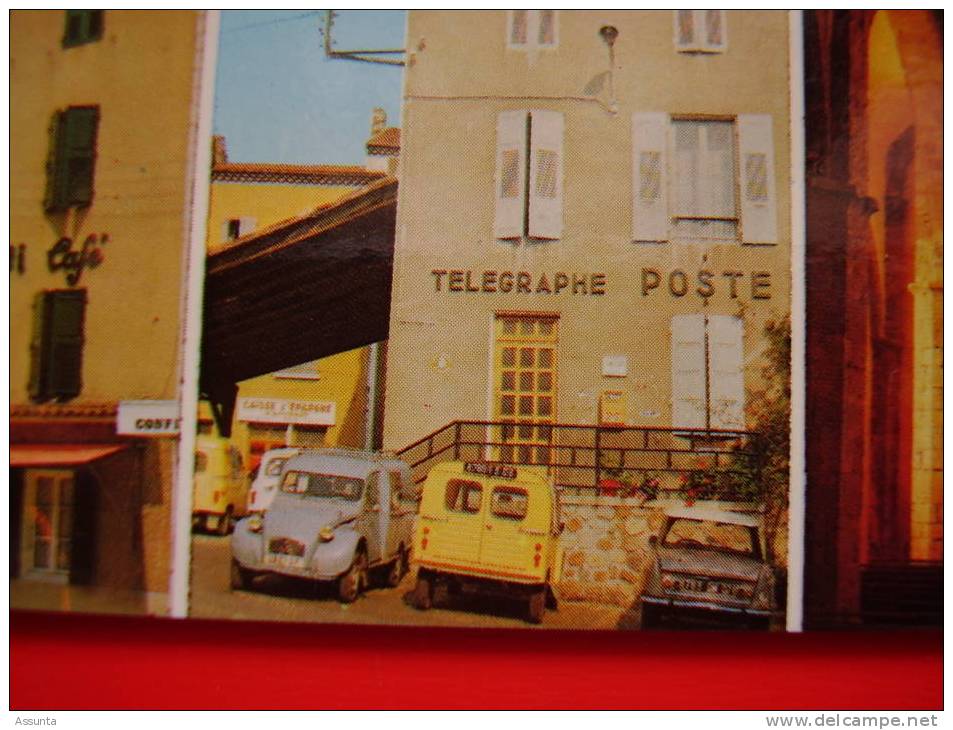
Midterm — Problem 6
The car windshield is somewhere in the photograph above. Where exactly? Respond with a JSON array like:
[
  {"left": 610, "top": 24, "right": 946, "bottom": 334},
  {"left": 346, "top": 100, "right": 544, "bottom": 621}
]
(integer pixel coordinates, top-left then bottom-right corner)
[
  {"left": 662, "top": 518, "right": 757, "bottom": 557},
  {"left": 280, "top": 471, "right": 364, "bottom": 501}
]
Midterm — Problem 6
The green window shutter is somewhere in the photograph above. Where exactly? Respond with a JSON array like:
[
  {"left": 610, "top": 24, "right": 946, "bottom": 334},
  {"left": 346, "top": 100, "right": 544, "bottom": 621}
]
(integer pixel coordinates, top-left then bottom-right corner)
[
  {"left": 43, "top": 112, "right": 68, "bottom": 212},
  {"left": 27, "top": 292, "right": 53, "bottom": 401},
  {"left": 63, "top": 10, "right": 104, "bottom": 47},
  {"left": 86, "top": 11, "right": 104, "bottom": 42},
  {"left": 70, "top": 471, "right": 99, "bottom": 586},
  {"left": 47, "top": 289, "right": 87, "bottom": 401},
  {"left": 43, "top": 107, "right": 98, "bottom": 212},
  {"left": 63, "top": 10, "right": 84, "bottom": 46},
  {"left": 64, "top": 107, "right": 98, "bottom": 207}
]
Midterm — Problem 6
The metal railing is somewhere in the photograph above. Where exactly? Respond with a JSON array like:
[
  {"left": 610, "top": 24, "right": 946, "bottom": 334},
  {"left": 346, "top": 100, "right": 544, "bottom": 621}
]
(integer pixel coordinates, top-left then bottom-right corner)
[{"left": 395, "top": 420, "right": 762, "bottom": 501}]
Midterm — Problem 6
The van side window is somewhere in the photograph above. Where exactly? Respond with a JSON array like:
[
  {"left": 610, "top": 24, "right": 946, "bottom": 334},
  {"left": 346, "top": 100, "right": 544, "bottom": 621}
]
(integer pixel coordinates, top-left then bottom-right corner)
[
  {"left": 388, "top": 471, "right": 406, "bottom": 511},
  {"left": 445, "top": 478, "right": 482, "bottom": 514},
  {"left": 490, "top": 487, "right": 528, "bottom": 521}
]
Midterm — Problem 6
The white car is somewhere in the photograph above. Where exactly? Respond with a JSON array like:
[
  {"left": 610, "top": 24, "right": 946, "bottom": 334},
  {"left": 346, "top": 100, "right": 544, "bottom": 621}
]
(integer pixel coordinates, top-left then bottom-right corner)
[
  {"left": 641, "top": 505, "right": 782, "bottom": 630},
  {"left": 247, "top": 447, "right": 301, "bottom": 513}
]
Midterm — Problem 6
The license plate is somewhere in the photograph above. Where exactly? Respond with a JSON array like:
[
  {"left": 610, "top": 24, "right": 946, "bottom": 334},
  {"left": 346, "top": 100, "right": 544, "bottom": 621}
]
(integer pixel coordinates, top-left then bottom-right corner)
[{"left": 265, "top": 553, "right": 303, "bottom": 568}]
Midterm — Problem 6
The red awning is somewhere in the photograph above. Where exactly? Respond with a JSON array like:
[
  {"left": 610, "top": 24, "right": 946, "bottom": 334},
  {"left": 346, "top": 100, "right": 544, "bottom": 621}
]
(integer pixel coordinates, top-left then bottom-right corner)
[{"left": 10, "top": 444, "right": 126, "bottom": 467}]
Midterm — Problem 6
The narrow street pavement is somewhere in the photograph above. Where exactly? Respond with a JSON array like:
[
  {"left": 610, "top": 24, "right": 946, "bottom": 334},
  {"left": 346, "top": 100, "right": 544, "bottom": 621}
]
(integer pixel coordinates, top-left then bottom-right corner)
[{"left": 189, "top": 534, "right": 638, "bottom": 630}]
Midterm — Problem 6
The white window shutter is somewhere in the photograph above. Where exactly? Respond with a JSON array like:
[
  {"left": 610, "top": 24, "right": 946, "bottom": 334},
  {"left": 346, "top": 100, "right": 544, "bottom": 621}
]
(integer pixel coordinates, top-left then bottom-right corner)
[
  {"left": 674, "top": 10, "right": 696, "bottom": 50},
  {"left": 738, "top": 114, "right": 777, "bottom": 244},
  {"left": 632, "top": 112, "right": 670, "bottom": 242},
  {"left": 528, "top": 109, "right": 563, "bottom": 239},
  {"left": 509, "top": 10, "right": 528, "bottom": 47},
  {"left": 671, "top": 314, "right": 706, "bottom": 428},
  {"left": 704, "top": 10, "right": 727, "bottom": 51},
  {"left": 494, "top": 110, "right": 527, "bottom": 239},
  {"left": 707, "top": 315, "right": 745, "bottom": 430},
  {"left": 537, "top": 10, "right": 557, "bottom": 47}
]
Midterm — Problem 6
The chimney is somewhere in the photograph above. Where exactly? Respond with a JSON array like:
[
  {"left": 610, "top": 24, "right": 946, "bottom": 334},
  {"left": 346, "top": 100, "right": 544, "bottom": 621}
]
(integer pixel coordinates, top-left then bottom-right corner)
[
  {"left": 211, "top": 135, "right": 228, "bottom": 166},
  {"left": 370, "top": 108, "right": 387, "bottom": 136}
]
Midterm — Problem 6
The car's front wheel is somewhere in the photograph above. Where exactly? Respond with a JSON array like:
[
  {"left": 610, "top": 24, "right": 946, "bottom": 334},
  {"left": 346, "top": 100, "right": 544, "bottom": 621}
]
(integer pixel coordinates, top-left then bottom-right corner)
[
  {"left": 412, "top": 571, "right": 434, "bottom": 610},
  {"left": 527, "top": 586, "right": 547, "bottom": 624},
  {"left": 217, "top": 506, "right": 233, "bottom": 536},
  {"left": 385, "top": 545, "right": 409, "bottom": 588},
  {"left": 641, "top": 601, "right": 663, "bottom": 629},
  {"left": 230, "top": 559, "right": 255, "bottom": 591},
  {"left": 337, "top": 547, "right": 368, "bottom": 603}
]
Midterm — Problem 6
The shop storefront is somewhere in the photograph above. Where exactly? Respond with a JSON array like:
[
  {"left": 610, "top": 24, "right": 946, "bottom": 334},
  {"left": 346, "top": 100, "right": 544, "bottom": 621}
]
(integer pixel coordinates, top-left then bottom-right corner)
[{"left": 10, "top": 405, "right": 176, "bottom": 614}]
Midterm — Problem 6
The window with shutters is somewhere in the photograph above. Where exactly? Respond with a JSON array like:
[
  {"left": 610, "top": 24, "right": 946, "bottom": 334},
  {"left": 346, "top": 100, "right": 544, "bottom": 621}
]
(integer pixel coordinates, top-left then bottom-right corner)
[
  {"left": 28, "top": 289, "right": 87, "bottom": 403},
  {"left": 632, "top": 113, "right": 777, "bottom": 245},
  {"left": 63, "top": 10, "right": 104, "bottom": 48},
  {"left": 45, "top": 106, "right": 99, "bottom": 212},
  {"left": 508, "top": 10, "right": 557, "bottom": 50},
  {"left": 494, "top": 110, "right": 563, "bottom": 241},
  {"left": 671, "top": 314, "right": 744, "bottom": 431},
  {"left": 672, "top": 119, "right": 738, "bottom": 241},
  {"left": 674, "top": 10, "right": 726, "bottom": 53}
]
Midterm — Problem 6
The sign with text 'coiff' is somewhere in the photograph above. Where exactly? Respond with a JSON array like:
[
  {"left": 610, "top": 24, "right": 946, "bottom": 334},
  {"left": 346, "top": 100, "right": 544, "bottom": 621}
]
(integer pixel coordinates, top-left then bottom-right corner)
[
  {"left": 117, "top": 400, "right": 181, "bottom": 436},
  {"left": 236, "top": 397, "right": 336, "bottom": 426}
]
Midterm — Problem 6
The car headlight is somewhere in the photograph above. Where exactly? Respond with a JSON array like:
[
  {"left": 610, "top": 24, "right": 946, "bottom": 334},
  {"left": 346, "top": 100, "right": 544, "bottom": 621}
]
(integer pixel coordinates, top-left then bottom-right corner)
[
  {"left": 247, "top": 514, "right": 263, "bottom": 533},
  {"left": 319, "top": 526, "right": 335, "bottom": 542}
]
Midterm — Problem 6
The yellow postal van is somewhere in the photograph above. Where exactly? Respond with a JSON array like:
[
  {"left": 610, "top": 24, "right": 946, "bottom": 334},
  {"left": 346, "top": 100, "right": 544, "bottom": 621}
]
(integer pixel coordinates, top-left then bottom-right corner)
[
  {"left": 192, "top": 436, "right": 250, "bottom": 535},
  {"left": 412, "top": 461, "right": 563, "bottom": 623}
]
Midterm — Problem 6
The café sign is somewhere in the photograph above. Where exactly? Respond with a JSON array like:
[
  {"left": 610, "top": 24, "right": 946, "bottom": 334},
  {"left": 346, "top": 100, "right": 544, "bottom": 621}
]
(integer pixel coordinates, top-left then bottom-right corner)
[
  {"left": 117, "top": 400, "right": 180, "bottom": 436},
  {"left": 237, "top": 397, "right": 336, "bottom": 426}
]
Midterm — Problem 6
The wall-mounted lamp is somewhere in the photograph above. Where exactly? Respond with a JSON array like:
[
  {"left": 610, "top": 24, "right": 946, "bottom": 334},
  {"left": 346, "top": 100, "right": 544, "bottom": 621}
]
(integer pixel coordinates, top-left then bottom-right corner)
[
  {"left": 599, "top": 25, "right": 619, "bottom": 48},
  {"left": 599, "top": 25, "right": 619, "bottom": 114}
]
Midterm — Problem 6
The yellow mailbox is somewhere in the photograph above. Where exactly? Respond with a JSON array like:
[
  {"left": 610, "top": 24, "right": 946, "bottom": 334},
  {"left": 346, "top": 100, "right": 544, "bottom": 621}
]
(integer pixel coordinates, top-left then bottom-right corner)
[{"left": 599, "top": 390, "right": 628, "bottom": 427}]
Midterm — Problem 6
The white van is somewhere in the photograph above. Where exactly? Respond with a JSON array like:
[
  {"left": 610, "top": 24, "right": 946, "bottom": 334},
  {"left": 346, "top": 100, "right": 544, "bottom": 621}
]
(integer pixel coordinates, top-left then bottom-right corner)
[{"left": 247, "top": 447, "right": 301, "bottom": 513}]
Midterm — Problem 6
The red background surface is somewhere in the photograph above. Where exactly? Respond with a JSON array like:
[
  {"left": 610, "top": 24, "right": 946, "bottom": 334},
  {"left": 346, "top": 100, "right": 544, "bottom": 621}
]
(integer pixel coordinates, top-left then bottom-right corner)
[{"left": 10, "top": 610, "right": 942, "bottom": 710}]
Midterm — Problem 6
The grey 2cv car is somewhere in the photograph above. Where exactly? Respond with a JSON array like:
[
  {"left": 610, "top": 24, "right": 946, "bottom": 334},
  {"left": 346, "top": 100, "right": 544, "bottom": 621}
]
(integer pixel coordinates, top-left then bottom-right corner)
[
  {"left": 641, "top": 505, "right": 781, "bottom": 629},
  {"left": 230, "top": 449, "right": 416, "bottom": 603}
]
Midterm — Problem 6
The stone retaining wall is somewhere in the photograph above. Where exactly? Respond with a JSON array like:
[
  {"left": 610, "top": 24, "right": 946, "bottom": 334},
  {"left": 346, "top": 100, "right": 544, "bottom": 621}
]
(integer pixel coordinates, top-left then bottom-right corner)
[
  {"left": 556, "top": 495, "right": 662, "bottom": 607},
  {"left": 556, "top": 496, "right": 764, "bottom": 607}
]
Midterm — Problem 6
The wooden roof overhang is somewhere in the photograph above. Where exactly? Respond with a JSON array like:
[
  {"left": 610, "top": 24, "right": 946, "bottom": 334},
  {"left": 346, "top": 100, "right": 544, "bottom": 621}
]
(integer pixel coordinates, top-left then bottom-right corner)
[{"left": 199, "top": 178, "right": 398, "bottom": 435}]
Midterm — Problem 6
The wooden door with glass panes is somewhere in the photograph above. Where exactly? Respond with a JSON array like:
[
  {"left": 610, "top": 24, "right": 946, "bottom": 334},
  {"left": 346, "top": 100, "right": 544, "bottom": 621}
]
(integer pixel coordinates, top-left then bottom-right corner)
[
  {"left": 493, "top": 314, "right": 557, "bottom": 466},
  {"left": 23, "top": 470, "right": 75, "bottom": 577}
]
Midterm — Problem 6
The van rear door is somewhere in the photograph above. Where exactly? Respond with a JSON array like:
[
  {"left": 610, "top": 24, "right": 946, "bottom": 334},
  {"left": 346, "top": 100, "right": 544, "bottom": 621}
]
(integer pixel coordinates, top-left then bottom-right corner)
[
  {"left": 479, "top": 483, "right": 545, "bottom": 580},
  {"left": 421, "top": 476, "right": 485, "bottom": 565}
]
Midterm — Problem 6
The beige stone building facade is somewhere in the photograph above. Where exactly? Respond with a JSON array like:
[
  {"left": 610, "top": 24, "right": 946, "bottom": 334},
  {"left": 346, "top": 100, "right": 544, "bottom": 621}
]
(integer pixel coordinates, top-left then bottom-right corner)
[{"left": 383, "top": 11, "right": 792, "bottom": 468}]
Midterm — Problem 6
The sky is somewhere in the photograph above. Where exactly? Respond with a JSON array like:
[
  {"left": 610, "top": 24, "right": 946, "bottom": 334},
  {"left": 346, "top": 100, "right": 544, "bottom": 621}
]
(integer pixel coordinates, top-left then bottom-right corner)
[{"left": 213, "top": 10, "right": 406, "bottom": 166}]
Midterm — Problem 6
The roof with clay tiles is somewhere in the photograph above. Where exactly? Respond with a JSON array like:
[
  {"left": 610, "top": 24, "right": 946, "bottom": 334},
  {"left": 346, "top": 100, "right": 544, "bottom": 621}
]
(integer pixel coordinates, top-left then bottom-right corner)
[{"left": 212, "top": 162, "right": 388, "bottom": 186}]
